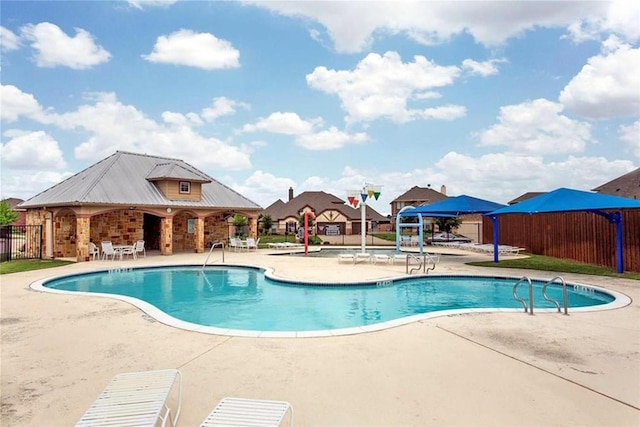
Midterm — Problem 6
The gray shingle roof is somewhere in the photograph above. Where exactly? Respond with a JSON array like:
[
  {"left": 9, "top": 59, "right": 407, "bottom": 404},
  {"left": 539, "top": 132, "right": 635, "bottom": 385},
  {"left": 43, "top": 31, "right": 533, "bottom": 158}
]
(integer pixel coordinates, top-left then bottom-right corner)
[
  {"left": 391, "top": 186, "right": 448, "bottom": 203},
  {"left": 19, "top": 151, "right": 262, "bottom": 210},
  {"left": 592, "top": 168, "right": 640, "bottom": 199}
]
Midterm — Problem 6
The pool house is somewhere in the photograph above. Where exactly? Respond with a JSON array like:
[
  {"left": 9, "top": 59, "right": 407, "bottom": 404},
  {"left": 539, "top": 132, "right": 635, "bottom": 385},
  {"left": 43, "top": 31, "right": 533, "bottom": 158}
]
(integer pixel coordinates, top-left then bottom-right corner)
[{"left": 18, "top": 151, "right": 262, "bottom": 262}]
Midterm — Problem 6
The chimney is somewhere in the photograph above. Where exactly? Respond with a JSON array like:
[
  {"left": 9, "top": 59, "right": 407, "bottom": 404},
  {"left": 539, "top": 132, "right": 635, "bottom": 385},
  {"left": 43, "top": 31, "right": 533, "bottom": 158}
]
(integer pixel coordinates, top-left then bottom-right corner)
[
  {"left": 440, "top": 185, "right": 447, "bottom": 195},
  {"left": 288, "top": 187, "right": 294, "bottom": 201}
]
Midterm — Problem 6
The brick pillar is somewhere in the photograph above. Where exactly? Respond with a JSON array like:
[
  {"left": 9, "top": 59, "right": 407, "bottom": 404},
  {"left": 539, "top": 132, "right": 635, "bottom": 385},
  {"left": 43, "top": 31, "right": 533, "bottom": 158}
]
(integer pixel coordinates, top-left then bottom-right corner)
[
  {"left": 249, "top": 216, "right": 258, "bottom": 239},
  {"left": 76, "top": 216, "right": 90, "bottom": 262},
  {"left": 195, "top": 216, "right": 204, "bottom": 253},
  {"left": 160, "top": 216, "right": 173, "bottom": 255}
]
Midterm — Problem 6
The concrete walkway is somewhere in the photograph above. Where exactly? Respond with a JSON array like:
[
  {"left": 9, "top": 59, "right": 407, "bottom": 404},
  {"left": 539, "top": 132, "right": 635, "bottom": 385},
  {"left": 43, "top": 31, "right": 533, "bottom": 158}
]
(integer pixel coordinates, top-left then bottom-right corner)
[{"left": 1, "top": 249, "right": 639, "bottom": 426}]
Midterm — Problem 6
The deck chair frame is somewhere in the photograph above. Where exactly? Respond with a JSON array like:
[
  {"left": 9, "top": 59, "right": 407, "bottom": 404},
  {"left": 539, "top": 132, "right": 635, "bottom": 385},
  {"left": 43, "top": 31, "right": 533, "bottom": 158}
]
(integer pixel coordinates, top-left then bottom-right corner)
[
  {"left": 76, "top": 369, "right": 182, "bottom": 427},
  {"left": 200, "top": 397, "right": 293, "bottom": 427}
]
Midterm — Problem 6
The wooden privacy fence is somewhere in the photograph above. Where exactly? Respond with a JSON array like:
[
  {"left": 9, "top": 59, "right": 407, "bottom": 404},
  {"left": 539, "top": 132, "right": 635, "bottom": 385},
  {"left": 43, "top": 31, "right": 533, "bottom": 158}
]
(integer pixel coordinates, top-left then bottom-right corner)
[{"left": 482, "top": 209, "right": 640, "bottom": 273}]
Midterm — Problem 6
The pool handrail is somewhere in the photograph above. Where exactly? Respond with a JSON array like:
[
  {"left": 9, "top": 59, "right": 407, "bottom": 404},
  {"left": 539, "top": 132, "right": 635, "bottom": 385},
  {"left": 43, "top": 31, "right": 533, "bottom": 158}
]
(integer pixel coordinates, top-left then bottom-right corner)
[
  {"left": 202, "top": 241, "right": 225, "bottom": 269},
  {"left": 542, "top": 276, "right": 568, "bottom": 315},
  {"left": 512, "top": 276, "right": 534, "bottom": 315}
]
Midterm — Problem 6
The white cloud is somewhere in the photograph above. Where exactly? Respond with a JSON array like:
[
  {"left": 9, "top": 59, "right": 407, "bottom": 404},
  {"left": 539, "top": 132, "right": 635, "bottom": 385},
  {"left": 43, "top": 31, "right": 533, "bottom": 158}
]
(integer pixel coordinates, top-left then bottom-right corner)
[
  {"left": 0, "top": 170, "right": 73, "bottom": 201},
  {"left": 20, "top": 22, "right": 111, "bottom": 69},
  {"left": 1, "top": 26, "right": 20, "bottom": 51},
  {"left": 0, "top": 84, "right": 43, "bottom": 122},
  {"left": 161, "top": 111, "right": 203, "bottom": 126},
  {"left": 433, "top": 152, "right": 636, "bottom": 204},
  {"left": 41, "top": 92, "right": 251, "bottom": 171},
  {"left": 619, "top": 121, "right": 640, "bottom": 159},
  {"left": 306, "top": 51, "right": 462, "bottom": 124},
  {"left": 296, "top": 127, "right": 368, "bottom": 150},
  {"left": 142, "top": 29, "right": 240, "bottom": 70},
  {"left": 461, "top": 58, "right": 507, "bottom": 77},
  {"left": 126, "top": 0, "right": 177, "bottom": 9},
  {"left": 559, "top": 42, "right": 640, "bottom": 119},
  {"left": 242, "top": 112, "right": 321, "bottom": 135},
  {"left": 201, "top": 97, "right": 249, "bottom": 122},
  {"left": 566, "top": 0, "right": 640, "bottom": 44},
  {"left": 478, "top": 98, "right": 593, "bottom": 155},
  {"left": 248, "top": 1, "right": 608, "bottom": 53},
  {"left": 233, "top": 170, "right": 297, "bottom": 208},
  {"left": 0, "top": 130, "right": 66, "bottom": 170}
]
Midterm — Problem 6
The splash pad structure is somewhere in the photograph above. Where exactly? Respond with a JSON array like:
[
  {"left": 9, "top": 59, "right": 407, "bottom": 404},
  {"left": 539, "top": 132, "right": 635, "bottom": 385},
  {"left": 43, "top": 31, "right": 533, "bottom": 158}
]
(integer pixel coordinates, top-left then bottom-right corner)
[{"left": 346, "top": 183, "right": 382, "bottom": 254}]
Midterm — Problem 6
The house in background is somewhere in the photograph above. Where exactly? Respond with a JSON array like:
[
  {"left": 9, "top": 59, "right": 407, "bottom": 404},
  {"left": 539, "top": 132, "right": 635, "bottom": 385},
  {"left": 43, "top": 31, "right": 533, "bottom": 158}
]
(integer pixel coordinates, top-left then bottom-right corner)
[
  {"left": 592, "top": 167, "right": 640, "bottom": 199},
  {"left": 262, "top": 187, "right": 390, "bottom": 237},
  {"left": 508, "top": 192, "right": 546, "bottom": 205},
  {"left": 18, "top": 151, "right": 262, "bottom": 262},
  {"left": 2, "top": 198, "right": 26, "bottom": 225}
]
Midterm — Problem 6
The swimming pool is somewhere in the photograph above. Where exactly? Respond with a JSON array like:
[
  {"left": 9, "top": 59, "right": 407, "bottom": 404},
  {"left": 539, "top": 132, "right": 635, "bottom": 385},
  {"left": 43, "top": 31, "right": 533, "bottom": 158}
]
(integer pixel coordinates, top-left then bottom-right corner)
[
  {"left": 32, "top": 266, "right": 630, "bottom": 336},
  {"left": 33, "top": 266, "right": 627, "bottom": 337}
]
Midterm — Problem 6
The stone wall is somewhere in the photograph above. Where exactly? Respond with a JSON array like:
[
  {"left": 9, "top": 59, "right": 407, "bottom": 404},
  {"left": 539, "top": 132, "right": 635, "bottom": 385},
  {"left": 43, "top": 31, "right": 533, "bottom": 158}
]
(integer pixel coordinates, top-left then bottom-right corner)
[{"left": 90, "top": 211, "right": 144, "bottom": 245}]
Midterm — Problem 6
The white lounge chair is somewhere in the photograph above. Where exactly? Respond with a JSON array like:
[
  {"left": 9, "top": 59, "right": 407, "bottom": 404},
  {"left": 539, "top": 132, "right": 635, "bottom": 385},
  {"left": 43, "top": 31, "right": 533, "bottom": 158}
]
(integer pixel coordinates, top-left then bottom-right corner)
[
  {"left": 354, "top": 253, "right": 372, "bottom": 264},
  {"left": 372, "top": 254, "right": 391, "bottom": 264},
  {"left": 338, "top": 253, "right": 355, "bottom": 263},
  {"left": 119, "top": 244, "right": 136, "bottom": 260},
  {"left": 76, "top": 369, "right": 182, "bottom": 427},
  {"left": 89, "top": 242, "right": 100, "bottom": 260},
  {"left": 200, "top": 397, "right": 293, "bottom": 427}
]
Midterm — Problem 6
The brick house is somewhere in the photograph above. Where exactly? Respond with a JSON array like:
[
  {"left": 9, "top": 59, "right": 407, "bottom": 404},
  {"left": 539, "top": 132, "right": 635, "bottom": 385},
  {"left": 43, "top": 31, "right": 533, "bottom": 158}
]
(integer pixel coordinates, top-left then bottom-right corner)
[
  {"left": 390, "top": 185, "right": 449, "bottom": 230},
  {"left": 262, "top": 187, "right": 390, "bottom": 236},
  {"left": 592, "top": 167, "right": 640, "bottom": 199},
  {"left": 18, "top": 151, "right": 262, "bottom": 262}
]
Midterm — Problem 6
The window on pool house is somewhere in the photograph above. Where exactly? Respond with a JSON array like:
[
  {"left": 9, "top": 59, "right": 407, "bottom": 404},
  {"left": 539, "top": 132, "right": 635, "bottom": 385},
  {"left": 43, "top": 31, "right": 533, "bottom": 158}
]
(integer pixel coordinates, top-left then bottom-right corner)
[{"left": 179, "top": 181, "right": 191, "bottom": 194}]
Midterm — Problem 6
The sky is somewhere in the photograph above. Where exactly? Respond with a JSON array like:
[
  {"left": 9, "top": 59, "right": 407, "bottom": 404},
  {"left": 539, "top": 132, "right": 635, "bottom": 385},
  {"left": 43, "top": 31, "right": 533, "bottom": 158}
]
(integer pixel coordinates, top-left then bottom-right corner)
[{"left": 1, "top": 0, "right": 639, "bottom": 215}]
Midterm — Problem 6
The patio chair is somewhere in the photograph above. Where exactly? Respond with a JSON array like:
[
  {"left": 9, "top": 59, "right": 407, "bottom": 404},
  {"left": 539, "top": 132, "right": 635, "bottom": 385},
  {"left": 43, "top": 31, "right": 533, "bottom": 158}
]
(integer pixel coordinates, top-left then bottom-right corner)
[
  {"left": 120, "top": 244, "right": 136, "bottom": 260},
  {"left": 200, "top": 397, "right": 293, "bottom": 427},
  {"left": 245, "top": 237, "right": 259, "bottom": 251},
  {"left": 88, "top": 242, "right": 100, "bottom": 261},
  {"left": 134, "top": 240, "right": 146, "bottom": 258},
  {"left": 100, "top": 241, "right": 118, "bottom": 261},
  {"left": 76, "top": 368, "right": 182, "bottom": 427}
]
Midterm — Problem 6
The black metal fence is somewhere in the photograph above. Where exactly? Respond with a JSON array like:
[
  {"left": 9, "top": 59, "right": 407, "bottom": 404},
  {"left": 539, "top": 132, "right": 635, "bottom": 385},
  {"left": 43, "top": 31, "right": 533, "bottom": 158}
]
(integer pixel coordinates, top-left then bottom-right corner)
[{"left": 0, "top": 225, "right": 43, "bottom": 262}]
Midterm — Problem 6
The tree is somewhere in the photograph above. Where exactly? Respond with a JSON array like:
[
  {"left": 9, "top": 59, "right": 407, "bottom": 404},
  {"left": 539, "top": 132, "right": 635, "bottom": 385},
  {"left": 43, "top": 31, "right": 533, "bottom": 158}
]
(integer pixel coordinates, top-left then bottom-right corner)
[
  {"left": 260, "top": 214, "right": 273, "bottom": 235},
  {"left": 232, "top": 214, "right": 248, "bottom": 237},
  {"left": 0, "top": 201, "right": 19, "bottom": 225},
  {"left": 434, "top": 216, "right": 462, "bottom": 234}
]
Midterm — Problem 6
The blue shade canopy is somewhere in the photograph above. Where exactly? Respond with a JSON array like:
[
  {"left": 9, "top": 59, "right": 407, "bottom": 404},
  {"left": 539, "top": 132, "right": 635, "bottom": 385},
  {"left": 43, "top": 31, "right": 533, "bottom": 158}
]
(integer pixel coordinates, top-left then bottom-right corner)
[
  {"left": 401, "top": 194, "right": 507, "bottom": 217},
  {"left": 487, "top": 188, "right": 640, "bottom": 215}
]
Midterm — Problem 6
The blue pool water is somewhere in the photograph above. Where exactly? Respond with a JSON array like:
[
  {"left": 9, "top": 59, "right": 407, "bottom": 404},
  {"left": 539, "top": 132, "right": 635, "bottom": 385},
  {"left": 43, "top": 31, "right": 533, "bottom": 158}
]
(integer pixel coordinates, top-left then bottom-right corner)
[{"left": 42, "top": 266, "right": 616, "bottom": 332}]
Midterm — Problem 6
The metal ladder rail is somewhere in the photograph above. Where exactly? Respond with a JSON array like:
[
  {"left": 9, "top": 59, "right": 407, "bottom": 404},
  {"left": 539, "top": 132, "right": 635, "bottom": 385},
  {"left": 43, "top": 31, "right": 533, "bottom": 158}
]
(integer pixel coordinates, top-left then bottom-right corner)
[
  {"left": 201, "top": 242, "right": 225, "bottom": 270},
  {"left": 406, "top": 253, "right": 423, "bottom": 274},
  {"left": 423, "top": 253, "right": 437, "bottom": 273},
  {"left": 542, "top": 276, "right": 568, "bottom": 315},
  {"left": 512, "top": 276, "right": 534, "bottom": 315}
]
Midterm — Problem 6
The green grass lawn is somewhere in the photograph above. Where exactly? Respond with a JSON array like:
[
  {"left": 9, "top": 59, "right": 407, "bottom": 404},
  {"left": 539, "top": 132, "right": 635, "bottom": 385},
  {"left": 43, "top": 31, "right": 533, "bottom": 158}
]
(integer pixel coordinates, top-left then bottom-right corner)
[
  {"left": 0, "top": 259, "right": 75, "bottom": 275},
  {"left": 468, "top": 254, "right": 640, "bottom": 280}
]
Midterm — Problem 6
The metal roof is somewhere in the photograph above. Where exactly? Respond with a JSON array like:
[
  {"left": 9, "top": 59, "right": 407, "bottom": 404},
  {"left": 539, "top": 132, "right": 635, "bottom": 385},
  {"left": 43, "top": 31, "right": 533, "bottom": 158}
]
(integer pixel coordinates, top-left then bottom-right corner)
[
  {"left": 19, "top": 151, "right": 262, "bottom": 210},
  {"left": 146, "top": 162, "right": 211, "bottom": 182}
]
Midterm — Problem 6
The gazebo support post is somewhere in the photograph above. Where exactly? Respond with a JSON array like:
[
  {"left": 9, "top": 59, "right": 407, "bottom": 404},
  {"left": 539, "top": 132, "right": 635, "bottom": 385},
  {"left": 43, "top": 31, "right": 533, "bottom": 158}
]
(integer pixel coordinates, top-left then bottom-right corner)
[{"left": 491, "top": 215, "right": 499, "bottom": 263}]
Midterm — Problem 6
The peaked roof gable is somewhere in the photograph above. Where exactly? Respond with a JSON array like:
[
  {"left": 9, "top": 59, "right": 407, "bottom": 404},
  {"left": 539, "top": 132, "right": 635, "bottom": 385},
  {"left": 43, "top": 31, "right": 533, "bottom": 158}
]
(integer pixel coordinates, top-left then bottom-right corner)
[
  {"left": 391, "top": 186, "right": 448, "bottom": 203},
  {"left": 19, "top": 151, "right": 261, "bottom": 210},
  {"left": 263, "top": 190, "right": 388, "bottom": 222},
  {"left": 146, "top": 162, "right": 211, "bottom": 182},
  {"left": 592, "top": 168, "right": 640, "bottom": 199}
]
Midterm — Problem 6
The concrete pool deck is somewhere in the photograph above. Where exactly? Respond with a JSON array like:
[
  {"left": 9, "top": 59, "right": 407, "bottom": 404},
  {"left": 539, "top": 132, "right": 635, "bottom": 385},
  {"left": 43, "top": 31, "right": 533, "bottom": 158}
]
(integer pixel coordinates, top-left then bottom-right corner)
[{"left": 1, "top": 248, "right": 639, "bottom": 426}]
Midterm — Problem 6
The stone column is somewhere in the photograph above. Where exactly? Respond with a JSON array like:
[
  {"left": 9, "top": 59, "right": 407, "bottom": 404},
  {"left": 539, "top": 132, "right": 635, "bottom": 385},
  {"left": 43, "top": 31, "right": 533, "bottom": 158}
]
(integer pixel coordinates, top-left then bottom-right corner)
[
  {"left": 195, "top": 216, "right": 204, "bottom": 253},
  {"left": 249, "top": 216, "right": 258, "bottom": 239},
  {"left": 160, "top": 216, "right": 173, "bottom": 255},
  {"left": 76, "top": 216, "right": 90, "bottom": 262}
]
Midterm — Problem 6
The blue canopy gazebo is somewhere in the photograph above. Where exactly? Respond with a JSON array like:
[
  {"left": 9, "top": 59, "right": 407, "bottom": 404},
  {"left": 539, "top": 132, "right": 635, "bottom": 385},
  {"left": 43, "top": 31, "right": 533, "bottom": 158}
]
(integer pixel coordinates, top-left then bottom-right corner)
[
  {"left": 397, "top": 195, "right": 507, "bottom": 254},
  {"left": 486, "top": 188, "right": 640, "bottom": 273}
]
